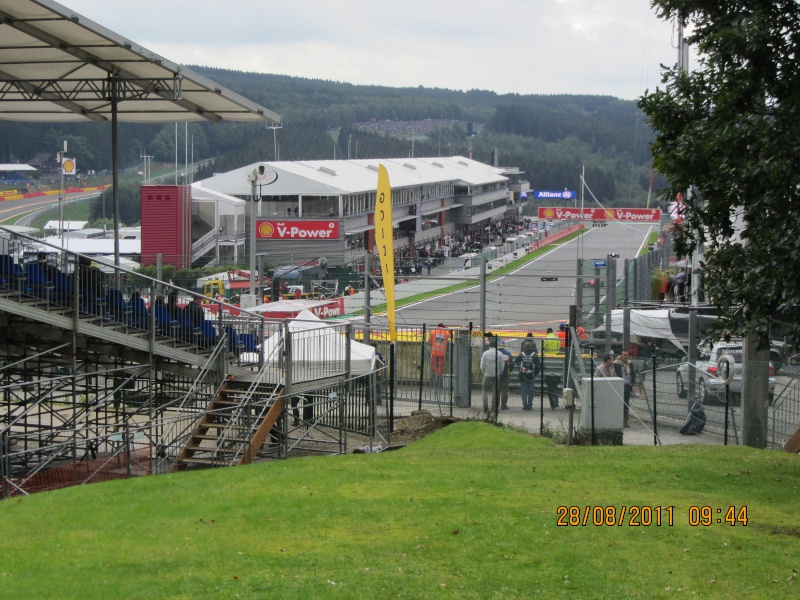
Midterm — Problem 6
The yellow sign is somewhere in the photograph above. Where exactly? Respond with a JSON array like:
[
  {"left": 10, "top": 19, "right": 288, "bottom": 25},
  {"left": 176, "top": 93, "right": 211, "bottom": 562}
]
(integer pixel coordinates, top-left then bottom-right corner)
[
  {"left": 0, "top": 190, "right": 18, "bottom": 197},
  {"left": 375, "top": 165, "right": 397, "bottom": 342}
]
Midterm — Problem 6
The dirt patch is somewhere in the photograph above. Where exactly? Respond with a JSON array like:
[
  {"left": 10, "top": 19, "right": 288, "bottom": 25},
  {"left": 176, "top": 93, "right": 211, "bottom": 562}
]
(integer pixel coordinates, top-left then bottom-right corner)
[{"left": 388, "top": 410, "right": 461, "bottom": 446}]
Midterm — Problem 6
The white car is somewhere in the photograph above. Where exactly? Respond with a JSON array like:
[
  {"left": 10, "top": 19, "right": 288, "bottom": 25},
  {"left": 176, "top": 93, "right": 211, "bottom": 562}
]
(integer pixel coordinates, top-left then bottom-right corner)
[{"left": 676, "top": 341, "right": 775, "bottom": 405}]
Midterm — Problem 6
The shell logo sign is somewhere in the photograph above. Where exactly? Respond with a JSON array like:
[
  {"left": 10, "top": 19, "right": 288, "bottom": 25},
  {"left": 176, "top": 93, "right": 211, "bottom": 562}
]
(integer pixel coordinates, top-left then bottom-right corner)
[
  {"left": 542, "top": 208, "right": 556, "bottom": 219},
  {"left": 256, "top": 220, "right": 339, "bottom": 240},
  {"left": 61, "top": 158, "right": 76, "bottom": 175},
  {"left": 258, "top": 222, "right": 275, "bottom": 237}
]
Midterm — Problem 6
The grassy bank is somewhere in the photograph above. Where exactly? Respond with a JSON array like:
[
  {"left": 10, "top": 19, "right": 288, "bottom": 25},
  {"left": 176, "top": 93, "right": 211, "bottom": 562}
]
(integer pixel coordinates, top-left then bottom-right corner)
[{"left": 2, "top": 422, "right": 797, "bottom": 598}]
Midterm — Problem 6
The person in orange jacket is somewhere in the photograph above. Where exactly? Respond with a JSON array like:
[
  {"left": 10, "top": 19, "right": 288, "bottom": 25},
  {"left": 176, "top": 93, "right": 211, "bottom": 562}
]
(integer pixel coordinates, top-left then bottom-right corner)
[{"left": 429, "top": 324, "right": 451, "bottom": 400}]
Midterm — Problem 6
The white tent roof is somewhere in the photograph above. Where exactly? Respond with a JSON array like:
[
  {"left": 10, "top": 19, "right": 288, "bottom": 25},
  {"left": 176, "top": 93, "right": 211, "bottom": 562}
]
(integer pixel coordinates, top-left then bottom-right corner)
[
  {"left": 245, "top": 299, "right": 337, "bottom": 315},
  {"left": 0, "top": 164, "right": 36, "bottom": 171},
  {"left": 607, "top": 309, "right": 685, "bottom": 353},
  {"left": 44, "top": 220, "right": 88, "bottom": 231},
  {"left": 42, "top": 237, "right": 140, "bottom": 255},
  {"left": 242, "top": 309, "right": 376, "bottom": 375}
]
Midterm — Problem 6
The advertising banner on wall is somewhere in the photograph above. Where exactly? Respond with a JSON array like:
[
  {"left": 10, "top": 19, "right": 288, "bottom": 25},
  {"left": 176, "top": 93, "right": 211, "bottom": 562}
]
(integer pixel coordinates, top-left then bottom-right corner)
[
  {"left": 533, "top": 190, "right": 576, "bottom": 200},
  {"left": 255, "top": 220, "right": 339, "bottom": 239},
  {"left": 538, "top": 207, "right": 661, "bottom": 222}
]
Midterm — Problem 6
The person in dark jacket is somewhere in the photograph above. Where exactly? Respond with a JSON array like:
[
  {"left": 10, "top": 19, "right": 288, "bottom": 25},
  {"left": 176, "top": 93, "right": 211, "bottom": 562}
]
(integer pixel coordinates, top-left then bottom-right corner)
[
  {"left": 184, "top": 295, "right": 206, "bottom": 328},
  {"left": 515, "top": 334, "right": 540, "bottom": 410}
]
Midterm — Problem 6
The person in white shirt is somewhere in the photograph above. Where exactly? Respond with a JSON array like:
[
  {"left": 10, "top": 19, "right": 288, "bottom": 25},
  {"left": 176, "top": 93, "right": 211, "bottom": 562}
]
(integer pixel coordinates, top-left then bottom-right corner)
[
  {"left": 594, "top": 354, "right": 614, "bottom": 378},
  {"left": 480, "top": 334, "right": 508, "bottom": 419}
]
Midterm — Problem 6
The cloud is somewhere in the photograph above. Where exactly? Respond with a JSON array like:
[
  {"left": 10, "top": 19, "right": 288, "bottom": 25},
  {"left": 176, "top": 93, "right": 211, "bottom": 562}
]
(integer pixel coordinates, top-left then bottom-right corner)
[{"left": 65, "top": 0, "right": 677, "bottom": 99}]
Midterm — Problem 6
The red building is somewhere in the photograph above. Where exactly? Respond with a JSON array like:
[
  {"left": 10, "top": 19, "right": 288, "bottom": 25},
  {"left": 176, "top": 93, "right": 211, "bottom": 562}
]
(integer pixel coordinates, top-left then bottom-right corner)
[{"left": 140, "top": 185, "right": 191, "bottom": 268}]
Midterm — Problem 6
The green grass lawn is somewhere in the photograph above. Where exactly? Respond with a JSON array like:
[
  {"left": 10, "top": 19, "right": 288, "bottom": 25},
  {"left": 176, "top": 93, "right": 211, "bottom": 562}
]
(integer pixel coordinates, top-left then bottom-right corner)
[
  {"left": 27, "top": 200, "right": 92, "bottom": 230},
  {"left": 639, "top": 230, "right": 660, "bottom": 257},
  {"left": 2, "top": 422, "right": 797, "bottom": 599}
]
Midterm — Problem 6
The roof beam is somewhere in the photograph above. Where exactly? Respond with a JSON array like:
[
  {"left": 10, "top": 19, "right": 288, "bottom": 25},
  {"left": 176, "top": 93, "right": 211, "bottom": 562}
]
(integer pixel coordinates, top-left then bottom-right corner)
[
  {"left": 0, "top": 9, "right": 227, "bottom": 123},
  {"left": 0, "top": 68, "right": 107, "bottom": 122}
]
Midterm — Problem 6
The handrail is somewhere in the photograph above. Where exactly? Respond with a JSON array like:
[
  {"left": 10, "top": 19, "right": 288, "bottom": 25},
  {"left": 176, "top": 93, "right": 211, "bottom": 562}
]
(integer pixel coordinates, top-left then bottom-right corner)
[{"left": 215, "top": 331, "right": 286, "bottom": 464}]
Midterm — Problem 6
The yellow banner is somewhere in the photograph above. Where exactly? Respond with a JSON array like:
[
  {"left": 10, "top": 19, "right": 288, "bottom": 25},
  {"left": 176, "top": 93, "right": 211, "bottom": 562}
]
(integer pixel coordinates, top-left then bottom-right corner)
[
  {"left": 0, "top": 190, "right": 18, "bottom": 197},
  {"left": 375, "top": 165, "right": 397, "bottom": 342}
]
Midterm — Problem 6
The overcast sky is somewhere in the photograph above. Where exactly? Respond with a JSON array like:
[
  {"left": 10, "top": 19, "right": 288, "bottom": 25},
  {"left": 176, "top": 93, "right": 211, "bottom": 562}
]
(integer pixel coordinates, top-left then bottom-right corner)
[{"left": 65, "top": 0, "right": 680, "bottom": 100}]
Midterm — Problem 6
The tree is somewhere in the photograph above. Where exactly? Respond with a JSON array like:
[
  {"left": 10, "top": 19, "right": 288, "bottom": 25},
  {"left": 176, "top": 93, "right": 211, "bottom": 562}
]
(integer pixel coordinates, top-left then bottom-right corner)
[{"left": 639, "top": 0, "right": 800, "bottom": 348}]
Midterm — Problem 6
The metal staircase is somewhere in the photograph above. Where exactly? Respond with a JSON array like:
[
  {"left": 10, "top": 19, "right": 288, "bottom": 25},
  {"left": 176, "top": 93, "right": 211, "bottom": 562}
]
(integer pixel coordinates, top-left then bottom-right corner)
[{"left": 173, "top": 380, "right": 285, "bottom": 469}]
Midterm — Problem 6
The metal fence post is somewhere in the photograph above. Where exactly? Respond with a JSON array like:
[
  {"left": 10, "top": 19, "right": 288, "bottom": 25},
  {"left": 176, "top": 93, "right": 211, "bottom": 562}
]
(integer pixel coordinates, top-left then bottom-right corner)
[
  {"left": 418, "top": 324, "right": 426, "bottom": 411},
  {"left": 125, "top": 420, "right": 132, "bottom": 478},
  {"left": 652, "top": 353, "right": 658, "bottom": 446},
  {"left": 389, "top": 342, "right": 396, "bottom": 434},
  {"left": 1, "top": 432, "right": 8, "bottom": 499}
]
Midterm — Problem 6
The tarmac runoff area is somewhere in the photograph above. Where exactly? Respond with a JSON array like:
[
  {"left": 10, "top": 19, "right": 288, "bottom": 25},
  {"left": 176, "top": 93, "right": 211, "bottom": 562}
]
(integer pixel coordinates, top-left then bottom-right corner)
[
  {"left": 339, "top": 231, "right": 575, "bottom": 314},
  {"left": 448, "top": 397, "right": 718, "bottom": 446}
]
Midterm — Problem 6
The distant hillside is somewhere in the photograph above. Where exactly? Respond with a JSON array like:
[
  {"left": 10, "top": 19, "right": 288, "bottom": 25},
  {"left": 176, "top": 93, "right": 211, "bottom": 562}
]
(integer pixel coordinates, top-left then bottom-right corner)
[{"left": 0, "top": 68, "right": 663, "bottom": 212}]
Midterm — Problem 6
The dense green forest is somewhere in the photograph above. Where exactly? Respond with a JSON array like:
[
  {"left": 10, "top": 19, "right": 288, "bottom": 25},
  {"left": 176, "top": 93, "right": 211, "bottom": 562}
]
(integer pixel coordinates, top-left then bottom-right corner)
[{"left": 1, "top": 68, "right": 662, "bottom": 226}]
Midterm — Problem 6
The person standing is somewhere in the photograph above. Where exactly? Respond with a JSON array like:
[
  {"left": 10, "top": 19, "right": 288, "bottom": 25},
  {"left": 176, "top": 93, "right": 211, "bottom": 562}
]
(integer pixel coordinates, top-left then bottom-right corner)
[
  {"left": 480, "top": 334, "right": 508, "bottom": 419},
  {"left": 614, "top": 349, "right": 633, "bottom": 427},
  {"left": 429, "top": 324, "right": 451, "bottom": 398},
  {"left": 515, "top": 334, "right": 540, "bottom": 410},
  {"left": 556, "top": 323, "right": 567, "bottom": 349},
  {"left": 371, "top": 342, "right": 385, "bottom": 406},
  {"left": 674, "top": 268, "right": 687, "bottom": 302},
  {"left": 594, "top": 354, "right": 614, "bottom": 378},
  {"left": 497, "top": 339, "right": 513, "bottom": 410},
  {"left": 542, "top": 327, "right": 560, "bottom": 355}
]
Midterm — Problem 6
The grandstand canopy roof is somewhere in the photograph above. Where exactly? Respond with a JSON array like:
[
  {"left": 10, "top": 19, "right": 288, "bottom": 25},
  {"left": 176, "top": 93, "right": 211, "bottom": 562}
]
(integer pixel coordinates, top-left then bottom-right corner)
[
  {"left": 0, "top": 164, "right": 36, "bottom": 171},
  {"left": 0, "top": 0, "right": 280, "bottom": 125},
  {"left": 196, "top": 156, "right": 509, "bottom": 198}
]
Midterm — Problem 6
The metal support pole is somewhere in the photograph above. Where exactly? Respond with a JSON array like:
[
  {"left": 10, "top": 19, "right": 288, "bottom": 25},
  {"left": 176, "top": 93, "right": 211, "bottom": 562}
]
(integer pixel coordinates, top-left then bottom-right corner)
[
  {"left": 389, "top": 342, "right": 396, "bottom": 435},
  {"left": 249, "top": 177, "right": 257, "bottom": 298},
  {"left": 652, "top": 353, "right": 658, "bottom": 445},
  {"left": 590, "top": 345, "right": 596, "bottom": 446},
  {"left": 623, "top": 258, "right": 630, "bottom": 305},
  {"left": 1, "top": 432, "right": 8, "bottom": 499},
  {"left": 125, "top": 420, "right": 132, "bottom": 478},
  {"left": 539, "top": 340, "right": 545, "bottom": 435},
  {"left": 111, "top": 93, "right": 121, "bottom": 285},
  {"left": 364, "top": 253, "right": 371, "bottom": 346},
  {"left": 479, "top": 256, "right": 487, "bottom": 350},
  {"left": 58, "top": 142, "right": 66, "bottom": 244},
  {"left": 623, "top": 307, "right": 630, "bottom": 353},
  {"left": 575, "top": 258, "right": 583, "bottom": 323},
  {"left": 418, "top": 324, "right": 426, "bottom": 411},
  {"left": 594, "top": 266, "right": 601, "bottom": 331},
  {"left": 688, "top": 308, "right": 697, "bottom": 410},
  {"left": 605, "top": 259, "right": 614, "bottom": 354},
  {"left": 724, "top": 375, "right": 730, "bottom": 446}
]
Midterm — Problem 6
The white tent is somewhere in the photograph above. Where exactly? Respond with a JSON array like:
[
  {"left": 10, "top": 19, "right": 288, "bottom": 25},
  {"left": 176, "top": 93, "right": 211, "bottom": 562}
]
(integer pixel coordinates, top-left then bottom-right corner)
[
  {"left": 242, "top": 309, "right": 376, "bottom": 375},
  {"left": 607, "top": 309, "right": 685, "bottom": 353}
]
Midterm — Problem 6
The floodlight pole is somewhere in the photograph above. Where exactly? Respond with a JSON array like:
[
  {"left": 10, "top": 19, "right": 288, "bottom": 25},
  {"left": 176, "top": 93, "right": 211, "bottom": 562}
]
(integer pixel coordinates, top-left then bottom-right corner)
[
  {"left": 58, "top": 140, "right": 67, "bottom": 244},
  {"left": 248, "top": 170, "right": 258, "bottom": 298}
]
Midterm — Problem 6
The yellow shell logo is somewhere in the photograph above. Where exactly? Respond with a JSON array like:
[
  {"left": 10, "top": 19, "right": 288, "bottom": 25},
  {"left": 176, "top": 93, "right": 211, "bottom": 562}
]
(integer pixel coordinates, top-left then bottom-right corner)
[
  {"left": 543, "top": 208, "right": 555, "bottom": 218},
  {"left": 62, "top": 159, "right": 76, "bottom": 174},
  {"left": 258, "top": 222, "right": 274, "bottom": 237},
  {"left": 604, "top": 209, "right": 614, "bottom": 219}
]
